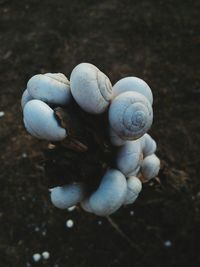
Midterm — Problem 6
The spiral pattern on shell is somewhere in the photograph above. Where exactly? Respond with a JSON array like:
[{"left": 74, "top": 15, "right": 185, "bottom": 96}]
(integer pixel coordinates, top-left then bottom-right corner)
[
  {"left": 109, "top": 91, "right": 153, "bottom": 140},
  {"left": 70, "top": 63, "right": 112, "bottom": 114},
  {"left": 21, "top": 63, "right": 160, "bottom": 216},
  {"left": 97, "top": 70, "right": 112, "bottom": 102}
]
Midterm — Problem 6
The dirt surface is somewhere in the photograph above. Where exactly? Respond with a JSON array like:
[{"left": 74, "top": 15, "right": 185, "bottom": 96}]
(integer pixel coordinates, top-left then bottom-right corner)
[{"left": 0, "top": 0, "right": 200, "bottom": 266}]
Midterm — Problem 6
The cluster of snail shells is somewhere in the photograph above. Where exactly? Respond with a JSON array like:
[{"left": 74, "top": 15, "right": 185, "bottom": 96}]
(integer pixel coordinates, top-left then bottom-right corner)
[{"left": 21, "top": 62, "right": 160, "bottom": 217}]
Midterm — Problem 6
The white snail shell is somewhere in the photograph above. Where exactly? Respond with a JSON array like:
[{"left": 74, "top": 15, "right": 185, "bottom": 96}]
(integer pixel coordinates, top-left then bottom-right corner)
[
  {"left": 141, "top": 133, "right": 157, "bottom": 157},
  {"left": 50, "top": 183, "right": 86, "bottom": 209},
  {"left": 27, "top": 73, "right": 71, "bottom": 105},
  {"left": 82, "top": 169, "right": 127, "bottom": 216},
  {"left": 113, "top": 77, "right": 153, "bottom": 105},
  {"left": 21, "top": 89, "right": 33, "bottom": 109},
  {"left": 109, "top": 91, "right": 153, "bottom": 140},
  {"left": 116, "top": 140, "right": 142, "bottom": 177},
  {"left": 109, "top": 127, "right": 126, "bottom": 146},
  {"left": 124, "top": 176, "right": 142, "bottom": 205},
  {"left": 23, "top": 99, "right": 67, "bottom": 141},
  {"left": 70, "top": 63, "right": 112, "bottom": 114},
  {"left": 81, "top": 199, "right": 93, "bottom": 213},
  {"left": 141, "top": 154, "right": 160, "bottom": 181}
]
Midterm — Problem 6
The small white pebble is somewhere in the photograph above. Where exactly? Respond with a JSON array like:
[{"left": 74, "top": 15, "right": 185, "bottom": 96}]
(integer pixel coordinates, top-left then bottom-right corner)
[
  {"left": 98, "top": 220, "right": 102, "bottom": 225},
  {"left": 34, "top": 227, "right": 40, "bottom": 232},
  {"left": 42, "top": 230, "right": 47, "bottom": 236},
  {"left": 48, "top": 143, "right": 56, "bottom": 149},
  {"left": 26, "top": 263, "right": 32, "bottom": 267},
  {"left": 67, "top": 206, "right": 76, "bottom": 212},
  {"left": 164, "top": 240, "right": 172, "bottom": 247},
  {"left": 130, "top": 210, "right": 134, "bottom": 216},
  {"left": 0, "top": 111, "right": 5, "bottom": 117},
  {"left": 22, "top": 153, "right": 27, "bottom": 158},
  {"left": 32, "top": 253, "right": 41, "bottom": 262},
  {"left": 66, "top": 219, "right": 74, "bottom": 228},
  {"left": 42, "top": 251, "right": 50, "bottom": 260}
]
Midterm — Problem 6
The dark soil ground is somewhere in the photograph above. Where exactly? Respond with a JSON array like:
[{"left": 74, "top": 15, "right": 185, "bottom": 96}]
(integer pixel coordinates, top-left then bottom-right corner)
[{"left": 0, "top": 0, "right": 200, "bottom": 266}]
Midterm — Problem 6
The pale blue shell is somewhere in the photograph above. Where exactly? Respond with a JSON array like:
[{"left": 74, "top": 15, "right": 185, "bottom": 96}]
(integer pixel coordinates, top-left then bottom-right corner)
[
  {"left": 23, "top": 99, "right": 66, "bottom": 141},
  {"left": 116, "top": 140, "right": 142, "bottom": 176},
  {"left": 81, "top": 169, "right": 127, "bottom": 216},
  {"left": 124, "top": 176, "right": 142, "bottom": 205},
  {"left": 21, "top": 89, "right": 33, "bottom": 109},
  {"left": 50, "top": 183, "right": 86, "bottom": 209},
  {"left": 109, "top": 91, "right": 153, "bottom": 140},
  {"left": 141, "top": 154, "right": 160, "bottom": 181},
  {"left": 70, "top": 63, "right": 112, "bottom": 114},
  {"left": 27, "top": 73, "right": 71, "bottom": 105},
  {"left": 113, "top": 77, "right": 153, "bottom": 105}
]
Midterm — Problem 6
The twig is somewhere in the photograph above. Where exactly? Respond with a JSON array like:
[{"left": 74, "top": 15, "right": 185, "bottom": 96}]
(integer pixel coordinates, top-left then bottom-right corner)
[{"left": 106, "top": 216, "right": 143, "bottom": 254}]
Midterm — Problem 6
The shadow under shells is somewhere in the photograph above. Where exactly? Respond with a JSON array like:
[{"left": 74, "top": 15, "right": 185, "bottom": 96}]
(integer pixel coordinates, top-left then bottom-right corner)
[{"left": 44, "top": 101, "right": 117, "bottom": 194}]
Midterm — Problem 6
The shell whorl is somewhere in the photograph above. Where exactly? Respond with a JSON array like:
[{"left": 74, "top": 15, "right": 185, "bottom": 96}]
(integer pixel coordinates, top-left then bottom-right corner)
[
  {"left": 109, "top": 91, "right": 153, "bottom": 140},
  {"left": 70, "top": 63, "right": 112, "bottom": 114},
  {"left": 21, "top": 89, "right": 33, "bottom": 109},
  {"left": 97, "top": 70, "right": 112, "bottom": 102},
  {"left": 113, "top": 76, "right": 153, "bottom": 105},
  {"left": 44, "top": 73, "right": 70, "bottom": 85},
  {"left": 27, "top": 73, "right": 71, "bottom": 106}
]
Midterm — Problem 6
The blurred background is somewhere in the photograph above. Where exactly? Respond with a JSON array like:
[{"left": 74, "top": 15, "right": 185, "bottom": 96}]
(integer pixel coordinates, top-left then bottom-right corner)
[{"left": 0, "top": 0, "right": 199, "bottom": 266}]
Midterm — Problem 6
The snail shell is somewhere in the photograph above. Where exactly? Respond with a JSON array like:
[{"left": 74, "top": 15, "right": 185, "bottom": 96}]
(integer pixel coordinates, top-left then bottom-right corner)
[
  {"left": 109, "top": 91, "right": 153, "bottom": 140},
  {"left": 109, "top": 127, "right": 126, "bottom": 146},
  {"left": 81, "top": 169, "right": 127, "bottom": 216},
  {"left": 124, "top": 176, "right": 142, "bottom": 205},
  {"left": 116, "top": 140, "right": 142, "bottom": 177},
  {"left": 23, "top": 99, "right": 67, "bottom": 141},
  {"left": 21, "top": 89, "right": 33, "bottom": 109},
  {"left": 70, "top": 63, "right": 112, "bottom": 114},
  {"left": 141, "top": 154, "right": 160, "bottom": 182},
  {"left": 113, "top": 77, "right": 153, "bottom": 105},
  {"left": 81, "top": 199, "right": 93, "bottom": 213},
  {"left": 141, "top": 133, "right": 157, "bottom": 157},
  {"left": 50, "top": 183, "right": 86, "bottom": 209},
  {"left": 27, "top": 73, "right": 71, "bottom": 105}
]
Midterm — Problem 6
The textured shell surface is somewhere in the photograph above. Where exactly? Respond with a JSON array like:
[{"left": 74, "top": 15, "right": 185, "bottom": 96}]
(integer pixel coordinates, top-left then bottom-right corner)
[
  {"left": 87, "top": 169, "right": 127, "bottom": 216},
  {"left": 50, "top": 183, "right": 86, "bottom": 209},
  {"left": 127, "top": 165, "right": 141, "bottom": 177},
  {"left": 27, "top": 73, "right": 71, "bottom": 105},
  {"left": 113, "top": 77, "right": 153, "bottom": 105},
  {"left": 116, "top": 139, "right": 142, "bottom": 176},
  {"left": 124, "top": 176, "right": 142, "bottom": 204},
  {"left": 109, "top": 91, "right": 153, "bottom": 140},
  {"left": 70, "top": 63, "right": 112, "bottom": 114},
  {"left": 45, "top": 73, "right": 69, "bottom": 84},
  {"left": 21, "top": 89, "right": 33, "bottom": 109},
  {"left": 141, "top": 134, "right": 157, "bottom": 157},
  {"left": 141, "top": 154, "right": 160, "bottom": 181},
  {"left": 109, "top": 127, "right": 126, "bottom": 146},
  {"left": 23, "top": 99, "right": 66, "bottom": 141}
]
